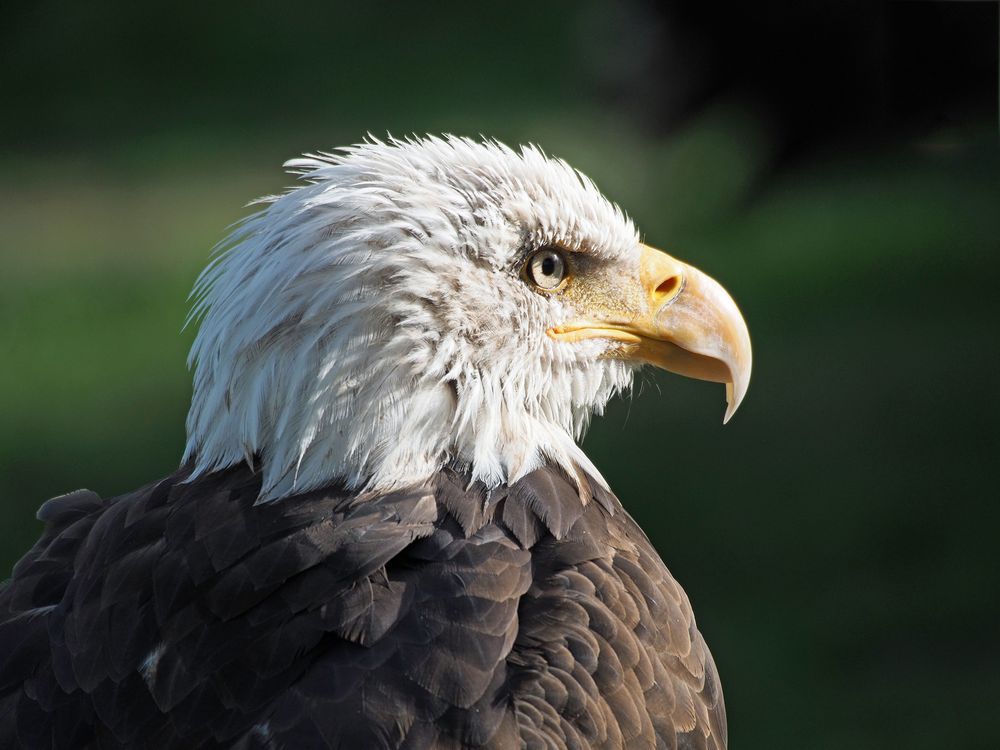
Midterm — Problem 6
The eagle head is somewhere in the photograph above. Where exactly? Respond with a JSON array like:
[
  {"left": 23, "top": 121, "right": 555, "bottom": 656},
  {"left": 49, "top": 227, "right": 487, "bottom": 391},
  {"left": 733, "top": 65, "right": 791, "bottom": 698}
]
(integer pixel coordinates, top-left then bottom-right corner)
[{"left": 183, "top": 136, "right": 751, "bottom": 499}]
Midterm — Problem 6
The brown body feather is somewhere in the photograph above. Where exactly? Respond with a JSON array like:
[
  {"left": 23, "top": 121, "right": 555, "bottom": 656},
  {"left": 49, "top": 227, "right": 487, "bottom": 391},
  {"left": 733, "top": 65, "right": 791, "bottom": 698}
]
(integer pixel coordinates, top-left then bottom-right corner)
[{"left": 0, "top": 464, "right": 725, "bottom": 749}]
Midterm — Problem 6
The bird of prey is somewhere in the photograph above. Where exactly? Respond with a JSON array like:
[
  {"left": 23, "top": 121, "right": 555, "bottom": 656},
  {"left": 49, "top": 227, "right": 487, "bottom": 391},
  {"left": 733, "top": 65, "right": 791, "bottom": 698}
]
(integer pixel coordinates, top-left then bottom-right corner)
[{"left": 0, "top": 136, "right": 751, "bottom": 749}]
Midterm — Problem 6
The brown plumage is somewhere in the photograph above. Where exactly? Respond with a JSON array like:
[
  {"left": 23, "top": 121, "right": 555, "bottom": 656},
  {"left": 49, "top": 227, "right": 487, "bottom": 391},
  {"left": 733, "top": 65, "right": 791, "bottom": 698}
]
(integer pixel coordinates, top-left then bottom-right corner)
[{"left": 0, "top": 463, "right": 725, "bottom": 749}]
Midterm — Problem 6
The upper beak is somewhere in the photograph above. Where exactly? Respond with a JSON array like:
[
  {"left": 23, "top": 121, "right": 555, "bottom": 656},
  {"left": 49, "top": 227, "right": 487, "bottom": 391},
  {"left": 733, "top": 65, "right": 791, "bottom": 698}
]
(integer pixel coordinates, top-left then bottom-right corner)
[{"left": 549, "top": 244, "right": 752, "bottom": 422}]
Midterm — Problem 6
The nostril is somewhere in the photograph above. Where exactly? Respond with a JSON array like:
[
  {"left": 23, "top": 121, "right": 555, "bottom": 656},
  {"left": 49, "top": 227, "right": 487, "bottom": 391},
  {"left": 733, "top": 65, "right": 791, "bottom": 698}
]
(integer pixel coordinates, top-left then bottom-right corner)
[{"left": 655, "top": 274, "right": 682, "bottom": 299}]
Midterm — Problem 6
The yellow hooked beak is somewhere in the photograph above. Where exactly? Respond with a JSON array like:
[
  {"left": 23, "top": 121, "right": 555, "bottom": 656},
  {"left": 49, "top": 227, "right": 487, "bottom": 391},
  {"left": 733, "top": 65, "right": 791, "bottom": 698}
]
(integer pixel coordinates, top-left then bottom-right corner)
[{"left": 548, "top": 244, "right": 752, "bottom": 422}]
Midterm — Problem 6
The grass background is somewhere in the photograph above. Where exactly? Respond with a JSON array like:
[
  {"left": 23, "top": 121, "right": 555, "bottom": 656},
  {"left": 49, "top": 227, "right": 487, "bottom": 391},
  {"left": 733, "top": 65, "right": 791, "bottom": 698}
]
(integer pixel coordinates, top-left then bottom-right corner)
[{"left": 2, "top": 1, "right": 998, "bottom": 747}]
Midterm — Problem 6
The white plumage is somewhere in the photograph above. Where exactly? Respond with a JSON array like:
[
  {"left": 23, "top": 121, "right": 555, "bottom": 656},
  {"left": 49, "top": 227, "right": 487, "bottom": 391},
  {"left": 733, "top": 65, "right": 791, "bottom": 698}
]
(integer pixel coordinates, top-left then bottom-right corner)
[{"left": 184, "top": 136, "right": 642, "bottom": 499}]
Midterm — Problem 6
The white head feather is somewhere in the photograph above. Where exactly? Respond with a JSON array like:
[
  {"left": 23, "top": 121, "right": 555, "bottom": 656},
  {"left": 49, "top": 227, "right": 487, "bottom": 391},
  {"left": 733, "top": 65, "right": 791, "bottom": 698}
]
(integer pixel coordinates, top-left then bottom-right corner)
[{"left": 184, "top": 136, "right": 640, "bottom": 500}]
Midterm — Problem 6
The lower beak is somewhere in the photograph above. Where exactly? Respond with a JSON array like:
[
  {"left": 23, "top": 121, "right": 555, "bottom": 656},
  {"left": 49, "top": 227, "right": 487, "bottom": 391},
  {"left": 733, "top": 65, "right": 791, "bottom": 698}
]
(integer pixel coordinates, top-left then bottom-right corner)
[{"left": 549, "top": 244, "right": 752, "bottom": 422}]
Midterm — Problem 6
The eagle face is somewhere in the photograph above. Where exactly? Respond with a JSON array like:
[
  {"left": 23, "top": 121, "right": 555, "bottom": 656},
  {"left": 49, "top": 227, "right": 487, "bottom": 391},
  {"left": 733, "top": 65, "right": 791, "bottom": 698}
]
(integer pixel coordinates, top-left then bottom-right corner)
[{"left": 184, "top": 136, "right": 750, "bottom": 499}]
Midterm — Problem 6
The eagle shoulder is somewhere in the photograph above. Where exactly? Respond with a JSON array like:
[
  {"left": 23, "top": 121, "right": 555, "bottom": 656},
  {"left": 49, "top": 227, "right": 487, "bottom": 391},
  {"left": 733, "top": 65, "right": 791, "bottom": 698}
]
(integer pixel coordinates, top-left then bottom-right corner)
[{"left": 0, "top": 464, "right": 725, "bottom": 749}]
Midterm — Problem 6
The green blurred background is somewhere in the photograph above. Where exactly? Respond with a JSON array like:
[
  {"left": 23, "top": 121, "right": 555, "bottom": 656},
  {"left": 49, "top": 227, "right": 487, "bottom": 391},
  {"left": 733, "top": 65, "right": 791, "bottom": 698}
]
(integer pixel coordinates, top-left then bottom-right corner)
[{"left": 1, "top": 1, "right": 998, "bottom": 747}]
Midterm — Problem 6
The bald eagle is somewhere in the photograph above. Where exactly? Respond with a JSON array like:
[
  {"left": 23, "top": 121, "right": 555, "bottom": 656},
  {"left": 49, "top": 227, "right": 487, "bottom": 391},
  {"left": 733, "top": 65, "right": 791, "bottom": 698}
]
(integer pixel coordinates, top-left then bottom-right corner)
[{"left": 0, "top": 137, "right": 751, "bottom": 749}]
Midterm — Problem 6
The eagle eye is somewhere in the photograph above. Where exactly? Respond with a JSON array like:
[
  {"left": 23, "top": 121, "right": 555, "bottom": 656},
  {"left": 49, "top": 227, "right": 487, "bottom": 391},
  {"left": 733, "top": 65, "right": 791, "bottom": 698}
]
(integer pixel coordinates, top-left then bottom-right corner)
[{"left": 526, "top": 248, "right": 567, "bottom": 291}]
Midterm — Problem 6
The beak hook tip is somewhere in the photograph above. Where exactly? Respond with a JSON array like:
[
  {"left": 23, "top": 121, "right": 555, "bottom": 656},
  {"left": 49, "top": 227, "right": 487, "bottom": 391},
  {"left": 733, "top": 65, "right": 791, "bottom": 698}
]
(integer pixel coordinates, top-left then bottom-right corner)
[{"left": 722, "top": 380, "right": 748, "bottom": 424}]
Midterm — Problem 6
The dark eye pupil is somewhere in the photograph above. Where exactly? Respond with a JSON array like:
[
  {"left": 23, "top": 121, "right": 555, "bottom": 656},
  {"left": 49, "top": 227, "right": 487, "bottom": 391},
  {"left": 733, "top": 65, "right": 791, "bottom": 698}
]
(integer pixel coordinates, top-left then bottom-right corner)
[{"left": 541, "top": 256, "right": 555, "bottom": 276}]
